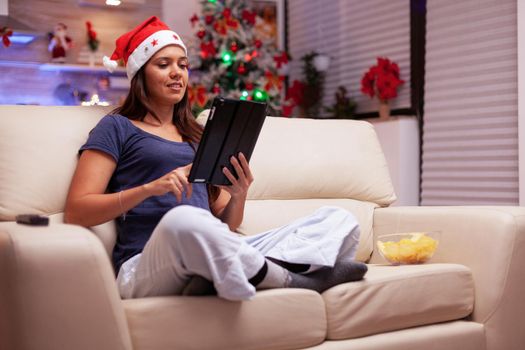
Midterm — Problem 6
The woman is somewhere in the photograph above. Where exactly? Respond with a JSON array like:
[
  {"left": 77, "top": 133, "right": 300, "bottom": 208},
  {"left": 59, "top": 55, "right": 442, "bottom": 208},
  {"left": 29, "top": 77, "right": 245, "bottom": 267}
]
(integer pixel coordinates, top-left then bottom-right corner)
[{"left": 64, "top": 16, "right": 366, "bottom": 301}]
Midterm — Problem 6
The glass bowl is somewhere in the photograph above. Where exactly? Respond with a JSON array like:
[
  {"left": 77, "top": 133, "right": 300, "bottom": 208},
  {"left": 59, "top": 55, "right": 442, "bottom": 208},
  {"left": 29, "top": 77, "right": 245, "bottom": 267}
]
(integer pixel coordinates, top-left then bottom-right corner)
[{"left": 376, "top": 232, "right": 440, "bottom": 265}]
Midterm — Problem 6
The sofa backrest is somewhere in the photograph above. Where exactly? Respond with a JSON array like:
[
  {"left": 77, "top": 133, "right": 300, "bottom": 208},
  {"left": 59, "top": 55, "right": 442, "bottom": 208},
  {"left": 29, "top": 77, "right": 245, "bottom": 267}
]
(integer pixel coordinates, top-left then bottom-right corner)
[
  {"left": 0, "top": 105, "right": 111, "bottom": 220},
  {"left": 1, "top": 106, "right": 396, "bottom": 261}
]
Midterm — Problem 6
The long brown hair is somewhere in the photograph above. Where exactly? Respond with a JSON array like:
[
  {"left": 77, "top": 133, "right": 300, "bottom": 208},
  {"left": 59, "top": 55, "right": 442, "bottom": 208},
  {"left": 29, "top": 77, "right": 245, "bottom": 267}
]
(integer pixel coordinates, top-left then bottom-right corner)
[
  {"left": 111, "top": 67, "right": 221, "bottom": 203},
  {"left": 112, "top": 67, "right": 202, "bottom": 143}
]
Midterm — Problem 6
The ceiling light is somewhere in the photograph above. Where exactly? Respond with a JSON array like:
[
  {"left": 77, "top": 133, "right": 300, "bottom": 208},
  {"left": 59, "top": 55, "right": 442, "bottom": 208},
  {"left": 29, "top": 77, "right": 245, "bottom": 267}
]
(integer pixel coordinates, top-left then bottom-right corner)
[{"left": 106, "top": 0, "right": 121, "bottom": 6}]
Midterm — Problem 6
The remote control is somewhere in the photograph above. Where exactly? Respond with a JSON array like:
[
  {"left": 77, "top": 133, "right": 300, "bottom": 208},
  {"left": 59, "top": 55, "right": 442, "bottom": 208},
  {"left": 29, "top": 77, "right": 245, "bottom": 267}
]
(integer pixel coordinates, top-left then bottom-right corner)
[{"left": 16, "top": 214, "right": 49, "bottom": 226}]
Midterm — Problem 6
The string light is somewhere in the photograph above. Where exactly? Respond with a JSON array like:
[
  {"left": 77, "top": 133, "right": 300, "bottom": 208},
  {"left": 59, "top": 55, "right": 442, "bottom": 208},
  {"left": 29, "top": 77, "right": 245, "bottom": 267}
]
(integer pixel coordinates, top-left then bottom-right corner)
[
  {"left": 240, "top": 90, "right": 249, "bottom": 100},
  {"left": 221, "top": 50, "right": 234, "bottom": 65},
  {"left": 81, "top": 94, "right": 110, "bottom": 106},
  {"left": 252, "top": 89, "right": 268, "bottom": 102}
]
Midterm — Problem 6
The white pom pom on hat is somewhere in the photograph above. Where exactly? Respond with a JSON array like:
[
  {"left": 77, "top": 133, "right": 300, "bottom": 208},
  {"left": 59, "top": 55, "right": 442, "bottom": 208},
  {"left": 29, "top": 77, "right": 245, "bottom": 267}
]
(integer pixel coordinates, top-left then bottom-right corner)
[
  {"left": 103, "top": 56, "right": 118, "bottom": 73},
  {"left": 103, "top": 16, "right": 187, "bottom": 80}
]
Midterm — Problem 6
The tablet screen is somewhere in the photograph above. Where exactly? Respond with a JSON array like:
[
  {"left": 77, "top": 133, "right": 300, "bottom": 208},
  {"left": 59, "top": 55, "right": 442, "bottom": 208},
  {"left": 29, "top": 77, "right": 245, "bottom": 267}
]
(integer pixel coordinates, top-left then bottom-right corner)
[{"left": 189, "top": 97, "right": 267, "bottom": 185}]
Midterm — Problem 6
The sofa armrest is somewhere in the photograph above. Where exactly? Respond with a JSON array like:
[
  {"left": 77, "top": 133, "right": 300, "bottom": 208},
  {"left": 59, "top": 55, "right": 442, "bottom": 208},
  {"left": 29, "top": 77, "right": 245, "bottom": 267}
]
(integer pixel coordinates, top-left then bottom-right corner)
[
  {"left": 0, "top": 222, "right": 132, "bottom": 350},
  {"left": 373, "top": 206, "right": 525, "bottom": 350}
]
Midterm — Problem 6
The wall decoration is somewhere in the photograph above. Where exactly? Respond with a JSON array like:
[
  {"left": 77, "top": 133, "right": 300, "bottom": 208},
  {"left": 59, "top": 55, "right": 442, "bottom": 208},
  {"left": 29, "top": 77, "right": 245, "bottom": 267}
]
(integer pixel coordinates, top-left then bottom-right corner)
[{"left": 247, "top": 0, "right": 285, "bottom": 50}]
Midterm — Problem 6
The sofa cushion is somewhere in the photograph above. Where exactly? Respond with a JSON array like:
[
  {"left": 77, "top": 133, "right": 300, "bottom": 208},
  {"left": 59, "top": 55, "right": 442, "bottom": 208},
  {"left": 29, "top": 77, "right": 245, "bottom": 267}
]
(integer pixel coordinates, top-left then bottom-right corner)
[
  {"left": 123, "top": 288, "right": 327, "bottom": 350},
  {"left": 239, "top": 198, "right": 377, "bottom": 262},
  {"left": 247, "top": 117, "right": 396, "bottom": 205},
  {"left": 322, "top": 263, "right": 474, "bottom": 340},
  {"left": 0, "top": 105, "right": 111, "bottom": 220},
  {"left": 304, "top": 321, "right": 486, "bottom": 350}
]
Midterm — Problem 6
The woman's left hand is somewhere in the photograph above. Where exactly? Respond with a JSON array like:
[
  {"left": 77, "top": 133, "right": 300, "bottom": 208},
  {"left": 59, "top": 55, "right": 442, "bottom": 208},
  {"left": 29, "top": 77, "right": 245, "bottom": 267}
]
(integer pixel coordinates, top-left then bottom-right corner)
[{"left": 220, "top": 152, "right": 254, "bottom": 199}]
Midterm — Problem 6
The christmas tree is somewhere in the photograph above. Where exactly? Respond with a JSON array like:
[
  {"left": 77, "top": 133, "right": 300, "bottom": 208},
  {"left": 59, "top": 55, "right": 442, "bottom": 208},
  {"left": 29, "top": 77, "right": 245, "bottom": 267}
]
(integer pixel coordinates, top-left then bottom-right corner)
[{"left": 188, "top": 0, "right": 288, "bottom": 116}]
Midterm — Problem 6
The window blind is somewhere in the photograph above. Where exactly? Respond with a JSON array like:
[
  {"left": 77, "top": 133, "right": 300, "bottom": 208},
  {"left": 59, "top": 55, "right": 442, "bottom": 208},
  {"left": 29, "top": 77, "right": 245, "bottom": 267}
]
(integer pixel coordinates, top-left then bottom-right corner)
[
  {"left": 421, "top": 0, "right": 518, "bottom": 205},
  {"left": 287, "top": 0, "right": 411, "bottom": 116}
]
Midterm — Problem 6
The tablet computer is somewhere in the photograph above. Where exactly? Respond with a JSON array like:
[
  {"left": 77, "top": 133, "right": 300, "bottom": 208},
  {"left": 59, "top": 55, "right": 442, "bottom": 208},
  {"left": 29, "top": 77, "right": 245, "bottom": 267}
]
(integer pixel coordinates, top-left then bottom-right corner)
[{"left": 189, "top": 97, "right": 267, "bottom": 186}]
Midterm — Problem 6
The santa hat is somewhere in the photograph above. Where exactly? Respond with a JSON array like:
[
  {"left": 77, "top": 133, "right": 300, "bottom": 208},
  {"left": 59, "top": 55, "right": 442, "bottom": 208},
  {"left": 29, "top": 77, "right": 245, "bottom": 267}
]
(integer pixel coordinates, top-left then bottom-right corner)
[{"left": 103, "top": 16, "right": 187, "bottom": 80}]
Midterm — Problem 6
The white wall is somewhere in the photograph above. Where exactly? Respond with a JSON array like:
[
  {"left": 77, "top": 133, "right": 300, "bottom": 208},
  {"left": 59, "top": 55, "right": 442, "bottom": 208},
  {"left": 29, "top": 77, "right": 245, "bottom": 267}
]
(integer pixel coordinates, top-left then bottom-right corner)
[
  {"left": 162, "top": 0, "right": 200, "bottom": 43},
  {"left": 370, "top": 117, "right": 420, "bottom": 206},
  {"left": 519, "top": 0, "right": 525, "bottom": 205},
  {"left": 0, "top": 0, "right": 7, "bottom": 16}
]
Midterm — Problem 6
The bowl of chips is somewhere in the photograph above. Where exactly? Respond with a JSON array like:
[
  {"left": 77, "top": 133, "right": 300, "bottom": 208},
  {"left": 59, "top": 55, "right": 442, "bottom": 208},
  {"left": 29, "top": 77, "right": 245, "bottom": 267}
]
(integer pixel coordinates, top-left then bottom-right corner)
[{"left": 377, "top": 232, "right": 440, "bottom": 265}]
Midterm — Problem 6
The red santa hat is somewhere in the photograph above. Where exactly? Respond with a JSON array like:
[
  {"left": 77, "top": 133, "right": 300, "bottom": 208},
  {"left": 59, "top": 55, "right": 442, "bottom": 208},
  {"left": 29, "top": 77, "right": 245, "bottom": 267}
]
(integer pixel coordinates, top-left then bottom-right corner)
[{"left": 103, "top": 16, "right": 187, "bottom": 80}]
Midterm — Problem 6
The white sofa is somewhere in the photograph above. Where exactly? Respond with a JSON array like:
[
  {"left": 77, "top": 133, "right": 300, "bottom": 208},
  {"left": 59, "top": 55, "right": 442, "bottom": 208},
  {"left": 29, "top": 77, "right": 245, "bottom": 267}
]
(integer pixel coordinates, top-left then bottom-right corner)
[{"left": 1, "top": 105, "right": 524, "bottom": 350}]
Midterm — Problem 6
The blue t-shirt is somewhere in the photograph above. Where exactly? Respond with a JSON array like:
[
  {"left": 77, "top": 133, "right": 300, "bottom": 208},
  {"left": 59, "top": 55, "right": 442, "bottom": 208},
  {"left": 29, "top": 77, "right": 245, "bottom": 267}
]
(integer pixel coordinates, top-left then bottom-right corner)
[{"left": 79, "top": 114, "right": 210, "bottom": 273}]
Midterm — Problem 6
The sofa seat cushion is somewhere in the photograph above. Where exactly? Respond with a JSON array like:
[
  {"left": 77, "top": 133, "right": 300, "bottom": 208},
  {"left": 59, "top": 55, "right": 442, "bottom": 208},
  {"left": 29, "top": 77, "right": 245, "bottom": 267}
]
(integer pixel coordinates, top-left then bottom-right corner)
[
  {"left": 322, "top": 263, "right": 474, "bottom": 340},
  {"left": 123, "top": 288, "right": 327, "bottom": 350},
  {"left": 239, "top": 199, "right": 377, "bottom": 262}
]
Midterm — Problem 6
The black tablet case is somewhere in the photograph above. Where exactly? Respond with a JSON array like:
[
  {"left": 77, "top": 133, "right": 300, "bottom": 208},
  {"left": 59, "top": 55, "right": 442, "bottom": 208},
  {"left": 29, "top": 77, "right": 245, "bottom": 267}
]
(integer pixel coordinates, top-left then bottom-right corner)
[{"left": 189, "top": 97, "right": 267, "bottom": 185}]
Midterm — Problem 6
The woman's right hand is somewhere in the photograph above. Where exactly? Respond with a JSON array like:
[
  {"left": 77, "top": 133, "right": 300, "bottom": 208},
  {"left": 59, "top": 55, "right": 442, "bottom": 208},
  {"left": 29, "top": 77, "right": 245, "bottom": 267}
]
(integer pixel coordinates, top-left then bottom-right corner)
[{"left": 143, "top": 163, "right": 193, "bottom": 202}]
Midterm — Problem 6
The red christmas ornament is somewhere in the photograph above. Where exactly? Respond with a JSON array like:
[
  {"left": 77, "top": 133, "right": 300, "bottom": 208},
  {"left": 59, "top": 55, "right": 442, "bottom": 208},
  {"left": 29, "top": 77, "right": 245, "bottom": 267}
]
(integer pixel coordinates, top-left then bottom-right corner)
[
  {"left": 190, "top": 14, "right": 199, "bottom": 27},
  {"left": 213, "top": 20, "right": 227, "bottom": 36},
  {"left": 212, "top": 84, "right": 221, "bottom": 94},
  {"left": 245, "top": 82, "right": 254, "bottom": 91},
  {"left": 230, "top": 41, "right": 238, "bottom": 53},
  {"left": 223, "top": 8, "right": 232, "bottom": 18},
  {"left": 237, "top": 63, "right": 246, "bottom": 74},
  {"left": 200, "top": 41, "right": 217, "bottom": 58},
  {"left": 197, "top": 29, "right": 206, "bottom": 39},
  {"left": 226, "top": 18, "right": 239, "bottom": 30},
  {"left": 242, "top": 10, "right": 256, "bottom": 25},
  {"left": 254, "top": 39, "right": 262, "bottom": 48},
  {"left": 205, "top": 15, "right": 215, "bottom": 25}
]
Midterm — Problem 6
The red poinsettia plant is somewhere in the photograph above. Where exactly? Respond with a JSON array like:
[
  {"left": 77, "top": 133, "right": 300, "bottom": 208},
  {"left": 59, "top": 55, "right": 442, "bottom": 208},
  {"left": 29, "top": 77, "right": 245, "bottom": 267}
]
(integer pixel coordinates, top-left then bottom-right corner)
[
  {"left": 1, "top": 26, "right": 13, "bottom": 48},
  {"left": 86, "top": 21, "right": 99, "bottom": 52},
  {"left": 361, "top": 57, "right": 404, "bottom": 102}
]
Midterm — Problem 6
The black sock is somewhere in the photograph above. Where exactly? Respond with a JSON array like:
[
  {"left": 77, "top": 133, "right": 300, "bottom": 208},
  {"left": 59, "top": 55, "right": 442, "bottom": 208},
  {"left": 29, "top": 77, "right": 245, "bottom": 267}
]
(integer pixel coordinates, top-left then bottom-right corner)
[{"left": 287, "top": 261, "right": 367, "bottom": 293}]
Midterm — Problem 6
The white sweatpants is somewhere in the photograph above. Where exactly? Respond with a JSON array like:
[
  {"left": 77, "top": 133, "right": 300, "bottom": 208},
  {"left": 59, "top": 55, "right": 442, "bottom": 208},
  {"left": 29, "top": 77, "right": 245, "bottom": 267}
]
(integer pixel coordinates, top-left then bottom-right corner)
[{"left": 116, "top": 205, "right": 360, "bottom": 301}]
